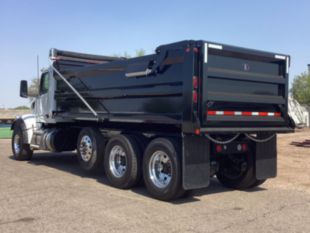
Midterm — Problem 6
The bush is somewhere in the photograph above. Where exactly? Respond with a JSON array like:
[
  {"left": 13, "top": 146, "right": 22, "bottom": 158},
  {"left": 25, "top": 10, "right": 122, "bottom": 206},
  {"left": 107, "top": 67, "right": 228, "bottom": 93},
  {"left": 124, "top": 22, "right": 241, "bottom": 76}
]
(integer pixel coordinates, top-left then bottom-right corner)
[{"left": 290, "top": 72, "right": 310, "bottom": 105}]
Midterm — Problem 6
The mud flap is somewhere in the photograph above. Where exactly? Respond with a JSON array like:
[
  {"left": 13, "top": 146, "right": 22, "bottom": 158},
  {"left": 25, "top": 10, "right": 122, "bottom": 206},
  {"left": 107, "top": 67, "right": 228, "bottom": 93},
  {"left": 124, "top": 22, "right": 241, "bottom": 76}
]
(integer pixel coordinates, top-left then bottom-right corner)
[
  {"left": 255, "top": 134, "right": 277, "bottom": 180},
  {"left": 182, "top": 134, "right": 210, "bottom": 190}
]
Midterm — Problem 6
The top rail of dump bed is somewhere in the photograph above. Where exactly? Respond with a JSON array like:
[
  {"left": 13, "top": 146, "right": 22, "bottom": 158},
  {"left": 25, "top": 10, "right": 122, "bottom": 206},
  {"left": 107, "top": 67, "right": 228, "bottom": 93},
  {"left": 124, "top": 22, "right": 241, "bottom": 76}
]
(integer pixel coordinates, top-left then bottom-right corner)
[{"left": 49, "top": 48, "right": 124, "bottom": 64}]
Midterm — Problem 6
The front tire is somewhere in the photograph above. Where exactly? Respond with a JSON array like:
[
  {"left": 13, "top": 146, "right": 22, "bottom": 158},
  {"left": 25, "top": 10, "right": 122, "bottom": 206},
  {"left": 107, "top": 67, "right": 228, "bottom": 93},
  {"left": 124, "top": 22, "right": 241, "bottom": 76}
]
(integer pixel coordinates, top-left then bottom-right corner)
[
  {"left": 143, "top": 138, "right": 183, "bottom": 201},
  {"left": 11, "top": 123, "right": 33, "bottom": 161},
  {"left": 77, "top": 128, "right": 105, "bottom": 172}
]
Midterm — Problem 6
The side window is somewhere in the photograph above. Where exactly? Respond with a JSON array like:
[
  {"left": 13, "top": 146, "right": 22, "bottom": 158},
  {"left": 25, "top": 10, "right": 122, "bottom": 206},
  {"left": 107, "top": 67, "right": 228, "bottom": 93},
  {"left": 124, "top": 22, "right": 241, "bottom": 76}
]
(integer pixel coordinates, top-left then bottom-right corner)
[{"left": 40, "top": 72, "right": 49, "bottom": 95}]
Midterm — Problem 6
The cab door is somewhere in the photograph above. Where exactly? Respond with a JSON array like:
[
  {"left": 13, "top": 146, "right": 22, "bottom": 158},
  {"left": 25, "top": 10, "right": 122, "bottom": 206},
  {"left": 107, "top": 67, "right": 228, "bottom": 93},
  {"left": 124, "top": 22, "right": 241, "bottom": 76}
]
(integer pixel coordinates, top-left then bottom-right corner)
[{"left": 35, "top": 72, "right": 50, "bottom": 123}]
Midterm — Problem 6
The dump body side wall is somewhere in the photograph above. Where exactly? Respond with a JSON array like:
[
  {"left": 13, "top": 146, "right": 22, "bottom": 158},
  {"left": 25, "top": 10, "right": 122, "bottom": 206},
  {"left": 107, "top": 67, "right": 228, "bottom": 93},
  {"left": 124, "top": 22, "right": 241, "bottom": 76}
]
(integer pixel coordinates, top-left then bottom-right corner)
[
  {"left": 52, "top": 40, "right": 292, "bottom": 134},
  {"left": 55, "top": 47, "right": 195, "bottom": 128}
]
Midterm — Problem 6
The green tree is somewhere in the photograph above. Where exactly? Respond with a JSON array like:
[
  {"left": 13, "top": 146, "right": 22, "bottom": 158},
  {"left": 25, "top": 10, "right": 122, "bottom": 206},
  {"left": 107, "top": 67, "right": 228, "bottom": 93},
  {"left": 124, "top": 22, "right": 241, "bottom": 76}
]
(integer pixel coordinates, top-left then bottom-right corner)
[
  {"left": 13, "top": 105, "right": 30, "bottom": 110},
  {"left": 123, "top": 51, "right": 131, "bottom": 58},
  {"left": 135, "top": 49, "right": 145, "bottom": 57},
  {"left": 112, "top": 49, "right": 146, "bottom": 58},
  {"left": 291, "top": 71, "right": 310, "bottom": 104}
]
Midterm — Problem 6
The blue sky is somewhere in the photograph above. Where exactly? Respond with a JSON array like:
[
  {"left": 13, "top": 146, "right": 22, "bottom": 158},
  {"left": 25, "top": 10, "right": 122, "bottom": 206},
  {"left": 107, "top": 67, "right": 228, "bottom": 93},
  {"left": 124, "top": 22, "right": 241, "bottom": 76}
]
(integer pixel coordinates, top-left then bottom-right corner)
[{"left": 0, "top": 0, "right": 309, "bottom": 107}]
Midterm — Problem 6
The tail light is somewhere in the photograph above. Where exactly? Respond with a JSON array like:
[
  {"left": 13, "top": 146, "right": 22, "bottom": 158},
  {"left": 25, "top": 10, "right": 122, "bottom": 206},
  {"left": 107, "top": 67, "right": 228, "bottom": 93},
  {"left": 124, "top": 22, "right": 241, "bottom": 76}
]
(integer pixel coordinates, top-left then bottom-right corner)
[
  {"left": 242, "top": 144, "right": 248, "bottom": 152},
  {"left": 192, "top": 76, "right": 199, "bottom": 105},
  {"left": 216, "top": 144, "right": 222, "bottom": 153},
  {"left": 193, "top": 76, "right": 198, "bottom": 89},
  {"left": 192, "top": 90, "right": 198, "bottom": 103}
]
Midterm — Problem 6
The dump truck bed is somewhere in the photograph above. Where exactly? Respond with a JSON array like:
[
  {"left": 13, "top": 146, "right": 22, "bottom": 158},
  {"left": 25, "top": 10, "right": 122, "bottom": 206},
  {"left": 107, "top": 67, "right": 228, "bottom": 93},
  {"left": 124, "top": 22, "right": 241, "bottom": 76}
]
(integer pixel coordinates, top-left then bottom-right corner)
[{"left": 52, "top": 40, "right": 292, "bottom": 134}]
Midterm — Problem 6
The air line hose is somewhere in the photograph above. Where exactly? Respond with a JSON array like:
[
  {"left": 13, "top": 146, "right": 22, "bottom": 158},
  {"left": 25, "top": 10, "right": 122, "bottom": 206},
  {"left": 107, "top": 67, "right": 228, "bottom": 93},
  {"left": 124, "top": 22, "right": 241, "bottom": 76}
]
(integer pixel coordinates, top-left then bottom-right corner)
[
  {"left": 244, "top": 133, "right": 276, "bottom": 143},
  {"left": 204, "top": 133, "right": 240, "bottom": 145},
  {"left": 204, "top": 133, "right": 276, "bottom": 144}
]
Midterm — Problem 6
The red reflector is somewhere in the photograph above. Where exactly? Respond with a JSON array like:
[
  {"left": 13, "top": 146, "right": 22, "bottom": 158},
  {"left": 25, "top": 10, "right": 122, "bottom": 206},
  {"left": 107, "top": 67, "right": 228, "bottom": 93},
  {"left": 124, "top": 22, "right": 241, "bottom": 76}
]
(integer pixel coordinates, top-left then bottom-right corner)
[
  {"left": 185, "top": 48, "right": 191, "bottom": 52},
  {"left": 242, "top": 112, "right": 252, "bottom": 116},
  {"left": 224, "top": 111, "right": 234, "bottom": 116},
  {"left": 275, "top": 112, "right": 281, "bottom": 117},
  {"left": 192, "top": 76, "right": 198, "bottom": 89},
  {"left": 216, "top": 145, "right": 222, "bottom": 153},
  {"left": 207, "top": 111, "right": 216, "bottom": 115},
  {"left": 192, "top": 90, "right": 198, "bottom": 103},
  {"left": 259, "top": 112, "right": 268, "bottom": 116},
  {"left": 195, "top": 129, "right": 201, "bottom": 135},
  {"left": 193, "top": 47, "right": 199, "bottom": 53},
  {"left": 242, "top": 144, "right": 247, "bottom": 151}
]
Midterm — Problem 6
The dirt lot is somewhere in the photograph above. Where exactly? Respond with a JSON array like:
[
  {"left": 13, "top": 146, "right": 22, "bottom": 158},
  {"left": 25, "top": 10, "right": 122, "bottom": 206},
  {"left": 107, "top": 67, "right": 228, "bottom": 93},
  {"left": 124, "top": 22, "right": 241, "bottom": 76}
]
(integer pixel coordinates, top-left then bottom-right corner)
[{"left": 0, "top": 130, "right": 310, "bottom": 233}]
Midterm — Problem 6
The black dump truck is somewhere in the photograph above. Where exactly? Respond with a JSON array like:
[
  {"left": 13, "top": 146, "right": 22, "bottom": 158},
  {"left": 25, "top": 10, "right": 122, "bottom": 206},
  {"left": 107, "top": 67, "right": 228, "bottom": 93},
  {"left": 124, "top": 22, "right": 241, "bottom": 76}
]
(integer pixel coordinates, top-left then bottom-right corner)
[{"left": 12, "top": 40, "right": 294, "bottom": 200}]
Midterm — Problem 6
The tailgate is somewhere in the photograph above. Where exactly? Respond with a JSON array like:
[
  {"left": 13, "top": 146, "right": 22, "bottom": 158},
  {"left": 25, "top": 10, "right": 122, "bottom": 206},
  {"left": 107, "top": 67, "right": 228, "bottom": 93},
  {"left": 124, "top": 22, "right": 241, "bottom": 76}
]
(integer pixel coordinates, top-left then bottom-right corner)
[{"left": 201, "top": 42, "right": 291, "bottom": 132}]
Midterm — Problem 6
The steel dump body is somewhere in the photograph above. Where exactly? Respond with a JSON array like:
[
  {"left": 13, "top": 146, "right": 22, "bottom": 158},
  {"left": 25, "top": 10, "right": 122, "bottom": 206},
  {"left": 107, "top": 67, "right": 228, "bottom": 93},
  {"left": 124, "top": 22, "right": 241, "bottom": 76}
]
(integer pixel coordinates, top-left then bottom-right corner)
[
  {"left": 53, "top": 40, "right": 291, "bottom": 134},
  {"left": 12, "top": 40, "right": 294, "bottom": 199}
]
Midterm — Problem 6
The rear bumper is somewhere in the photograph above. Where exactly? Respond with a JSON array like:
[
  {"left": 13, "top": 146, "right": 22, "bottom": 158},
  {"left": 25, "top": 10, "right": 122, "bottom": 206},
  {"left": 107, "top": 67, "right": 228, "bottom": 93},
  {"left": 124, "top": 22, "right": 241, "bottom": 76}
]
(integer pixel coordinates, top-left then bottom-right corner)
[{"left": 200, "top": 127, "right": 294, "bottom": 134}]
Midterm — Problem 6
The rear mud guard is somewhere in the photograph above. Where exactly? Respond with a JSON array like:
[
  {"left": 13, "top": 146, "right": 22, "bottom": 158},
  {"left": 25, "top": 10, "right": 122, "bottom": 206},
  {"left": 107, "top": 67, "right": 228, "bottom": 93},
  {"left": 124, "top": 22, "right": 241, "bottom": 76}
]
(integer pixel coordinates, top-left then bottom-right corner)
[
  {"left": 255, "top": 133, "right": 277, "bottom": 179},
  {"left": 182, "top": 134, "right": 210, "bottom": 190}
]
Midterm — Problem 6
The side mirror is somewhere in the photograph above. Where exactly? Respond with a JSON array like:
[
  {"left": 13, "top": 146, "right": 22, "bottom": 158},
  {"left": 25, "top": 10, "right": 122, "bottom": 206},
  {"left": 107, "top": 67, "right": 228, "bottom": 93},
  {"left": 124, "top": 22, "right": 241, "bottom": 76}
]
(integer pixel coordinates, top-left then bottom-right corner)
[{"left": 20, "top": 80, "right": 28, "bottom": 98}]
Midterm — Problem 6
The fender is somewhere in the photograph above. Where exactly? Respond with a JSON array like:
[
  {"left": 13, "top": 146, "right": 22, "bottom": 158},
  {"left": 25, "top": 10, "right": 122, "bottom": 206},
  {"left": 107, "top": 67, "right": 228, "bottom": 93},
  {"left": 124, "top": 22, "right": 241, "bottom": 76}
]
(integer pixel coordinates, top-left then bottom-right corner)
[{"left": 11, "top": 114, "right": 36, "bottom": 144}]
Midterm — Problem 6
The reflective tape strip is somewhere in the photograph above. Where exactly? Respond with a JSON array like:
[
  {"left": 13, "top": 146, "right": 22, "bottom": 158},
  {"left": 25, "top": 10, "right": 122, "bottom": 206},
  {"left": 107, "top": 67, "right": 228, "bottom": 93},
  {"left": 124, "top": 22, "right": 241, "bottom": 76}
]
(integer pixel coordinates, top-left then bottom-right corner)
[
  {"left": 275, "top": 112, "right": 281, "bottom": 117},
  {"left": 207, "top": 111, "right": 281, "bottom": 117}
]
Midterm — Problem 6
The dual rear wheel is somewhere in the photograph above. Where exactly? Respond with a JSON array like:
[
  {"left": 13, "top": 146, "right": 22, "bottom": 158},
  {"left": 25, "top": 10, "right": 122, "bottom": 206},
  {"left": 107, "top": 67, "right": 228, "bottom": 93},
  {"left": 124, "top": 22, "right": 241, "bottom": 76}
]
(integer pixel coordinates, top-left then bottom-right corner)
[
  {"left": 76, "top": 129, "right": 265, "bottom": 200},
  {"left": 76, "top": 128, "right": 183, "bottom": 200},
  {"left": 216, "top": 150, "right": 266, "bottom": 189},
  {"left": 104, "top": 134, "right": 142, "bottom": 189},
  {"left": 143, "top": 138, "right": 184, "bottom": 201}
]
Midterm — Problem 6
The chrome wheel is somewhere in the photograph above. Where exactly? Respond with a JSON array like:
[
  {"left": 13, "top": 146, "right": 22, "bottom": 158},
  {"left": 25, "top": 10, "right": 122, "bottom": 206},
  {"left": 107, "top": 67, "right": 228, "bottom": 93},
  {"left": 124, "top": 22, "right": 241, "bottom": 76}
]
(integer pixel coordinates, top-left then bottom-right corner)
[
  {"left": 79, "top": 135, "right": 93, "bottom": 162},
  {"left": 149, "top": 151, "right": 172, "bottom": 189},
  {"left": 109, "top": 145, "right": 127, "bottom": 178},
  {"left": 13, "top": 133, "right": 21, "bottom": 154}
]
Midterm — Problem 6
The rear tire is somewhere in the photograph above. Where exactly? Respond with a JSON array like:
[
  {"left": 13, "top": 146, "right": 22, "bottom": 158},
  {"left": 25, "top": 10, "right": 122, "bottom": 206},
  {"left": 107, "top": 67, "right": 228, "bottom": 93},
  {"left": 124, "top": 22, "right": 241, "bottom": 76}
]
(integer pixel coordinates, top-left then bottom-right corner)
[
  {"left": 216, "top": 151, "right": 265, "bottom": 189},
  {"left": 11, "top": 123, "right": 33, "bottom": 161},
  {"left": 249, "top": 179, "right": 266, "bottom": 188},
  {"left": 77, "top": 128, "right": 105, "bottom": 172},
  {"left": 104, "top": 134, "right": 142, "bottom": 189},
  {"left": 143, "top": 138, "right": 183, "bottom": 201}
]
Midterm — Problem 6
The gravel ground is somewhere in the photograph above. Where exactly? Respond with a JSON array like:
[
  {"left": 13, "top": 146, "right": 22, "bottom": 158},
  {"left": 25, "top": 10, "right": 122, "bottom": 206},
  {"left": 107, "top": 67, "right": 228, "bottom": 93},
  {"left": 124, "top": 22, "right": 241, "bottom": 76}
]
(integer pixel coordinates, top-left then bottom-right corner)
[{"left": 0, "top": 130, "right": 310, "bottom": 233}]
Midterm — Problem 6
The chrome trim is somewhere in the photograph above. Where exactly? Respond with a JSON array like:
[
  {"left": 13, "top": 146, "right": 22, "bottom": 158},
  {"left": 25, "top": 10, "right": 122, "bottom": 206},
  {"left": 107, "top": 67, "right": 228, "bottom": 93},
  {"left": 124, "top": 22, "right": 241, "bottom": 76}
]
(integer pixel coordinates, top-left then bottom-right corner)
[
  {"left": 148, "top": 151, "right": 172, "bottom": 189},
  {"left": 13, "top": 134, "right": 21, "bottom": 154},
  {"left": 204, "top": 43, "right": 208, "bottom": 63},
  {"left": 208, "top": 43, "right": 223, "bottom": 50},
  {"left": 275, "top": 54, "right": 286, "bottom": 60},
  {"left": 125, "top": 68, "right": 152, "bottom": 78},
  {"left": 79, "top": 135, "right": 93, "bottom": 162},
  {"left": 109, "top": 145, "right": 127, "bottom": 178}
]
